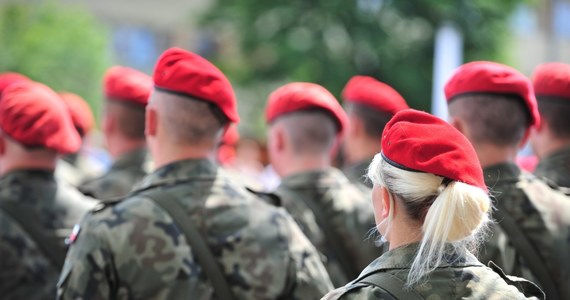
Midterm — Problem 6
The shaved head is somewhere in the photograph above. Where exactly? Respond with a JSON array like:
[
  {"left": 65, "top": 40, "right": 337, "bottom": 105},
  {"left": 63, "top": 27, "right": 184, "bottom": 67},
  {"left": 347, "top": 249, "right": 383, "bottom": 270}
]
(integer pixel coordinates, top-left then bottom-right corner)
[
  {"left": 448, "top": 94, "right": 530, "bottom": 147},
  {"left": 150, "top": 91, "right": 227, "bottom": 146},
  {"left": 274, "top": 109, "right": 337, "bottom": 155},
  {"left": 106, "top": 101, "right": 146, "bottom": 140}
]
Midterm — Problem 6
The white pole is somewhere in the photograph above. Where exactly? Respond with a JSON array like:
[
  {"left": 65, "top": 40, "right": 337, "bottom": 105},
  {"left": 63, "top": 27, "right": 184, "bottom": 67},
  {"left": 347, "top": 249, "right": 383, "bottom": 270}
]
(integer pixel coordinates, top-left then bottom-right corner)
[{"left": 431, "top": 23, "right": 463, "bottom": 121}]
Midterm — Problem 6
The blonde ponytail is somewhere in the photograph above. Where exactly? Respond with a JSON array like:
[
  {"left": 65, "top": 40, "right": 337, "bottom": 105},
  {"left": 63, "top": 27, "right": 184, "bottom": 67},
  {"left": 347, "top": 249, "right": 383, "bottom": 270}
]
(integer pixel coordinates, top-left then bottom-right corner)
[{"left": 367, "top": 153, "right": 491, "bottom": 287}]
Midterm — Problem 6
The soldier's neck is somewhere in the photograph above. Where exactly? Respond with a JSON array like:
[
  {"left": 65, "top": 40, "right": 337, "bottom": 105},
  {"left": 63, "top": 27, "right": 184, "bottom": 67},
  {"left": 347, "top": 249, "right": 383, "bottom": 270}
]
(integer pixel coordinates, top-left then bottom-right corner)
[
  {"left": 107, "top": 136, "right": 146, "bottom": 159},
  {"left": 473, "top": 143, "right": 518, "bottom": 169},
  {"left": 345, "top": 136, "right": 380, "bottom": 165},
  {"left": 1, "top": 154, "right": 57, "bottom": 175},
  {"left": 279, "top": 155, "right": 331, "bottom": 178},
  {"left": 151, "top": 145, "right": 215, "bottom": 169}
]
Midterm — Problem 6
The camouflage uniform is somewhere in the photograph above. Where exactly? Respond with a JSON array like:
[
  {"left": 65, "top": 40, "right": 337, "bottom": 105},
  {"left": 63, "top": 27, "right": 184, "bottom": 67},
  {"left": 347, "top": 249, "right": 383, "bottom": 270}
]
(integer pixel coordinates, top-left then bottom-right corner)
[
  {"left": 534, "top": 146, "right": 570, "bottom": 189},
  {"left": 79, "top": 147, "right": 152, "bottom": 200},
  {"left": 322, "top": 243, "right": 543, "bottom": 299},
  {"left": 0, "top": 169, "right": 97, "bottom": 300},
  {"left": 57, "top": 158, "right": 333, "bottom": 299},
  {"left": 56, "top": 158, "right": 85, "bottom": 187},
  {"left": 479, "top": 163, "right": 570, "bottom": 300},
  {"left": 275, "top": 168, "right": 381, "bottom": 287},
  {"left": 343, "top": 157, "right": 373, "bottom": 189}
]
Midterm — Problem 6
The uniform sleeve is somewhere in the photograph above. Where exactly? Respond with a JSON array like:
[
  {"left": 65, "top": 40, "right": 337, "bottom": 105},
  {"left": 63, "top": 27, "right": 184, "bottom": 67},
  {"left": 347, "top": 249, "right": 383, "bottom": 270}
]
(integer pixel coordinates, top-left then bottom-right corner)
[{"left": 57, "top": 212, "right": 117, "bottom": 300}]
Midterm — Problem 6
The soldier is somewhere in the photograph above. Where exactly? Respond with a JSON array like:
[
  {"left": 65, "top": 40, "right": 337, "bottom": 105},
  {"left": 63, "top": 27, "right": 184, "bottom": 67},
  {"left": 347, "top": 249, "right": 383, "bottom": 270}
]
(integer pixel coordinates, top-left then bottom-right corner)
[
  {"left": 57, "top": 48, "right": 333, "bottom": 299},
  {"left": 0, "top": 81, "right": 97, "bottom": 299},
  {"left": 446, "top": 61, "right": 570, "bottom": 300},
  {"left": 56, "top": 92, "right": 99, "bottom": 186},
  {"left": 265, "top": 82, "right": 382, "bottom": 286},
  {"left": 341, "top": 76, "right": 409, "bottom": 188},
  {"left": 323, "top": 109, "right": 543, "bottom": 299},
  {"left": 530, "top": 63, "right": 570, "bottom": 190},
  {"left": 79, "top": 66, "right": 153, "bottom": 199}
]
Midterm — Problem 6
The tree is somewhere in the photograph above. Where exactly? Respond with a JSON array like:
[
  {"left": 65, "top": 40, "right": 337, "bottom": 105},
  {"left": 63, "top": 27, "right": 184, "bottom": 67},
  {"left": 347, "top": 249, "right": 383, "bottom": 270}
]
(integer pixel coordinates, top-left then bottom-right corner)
[
  {"left": 200, "top": 0, "right": 524, "bottom": 135},
  {"left": 0, "top": 2, "right": 109, "bottom": 117}
]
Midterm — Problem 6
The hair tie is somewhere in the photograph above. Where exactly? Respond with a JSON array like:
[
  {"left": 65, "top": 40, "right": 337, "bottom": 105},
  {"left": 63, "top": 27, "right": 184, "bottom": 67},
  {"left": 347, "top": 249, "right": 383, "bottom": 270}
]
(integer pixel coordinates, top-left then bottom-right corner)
[{"left": 437, "top": 177, "right": 453, "bottom": 194}]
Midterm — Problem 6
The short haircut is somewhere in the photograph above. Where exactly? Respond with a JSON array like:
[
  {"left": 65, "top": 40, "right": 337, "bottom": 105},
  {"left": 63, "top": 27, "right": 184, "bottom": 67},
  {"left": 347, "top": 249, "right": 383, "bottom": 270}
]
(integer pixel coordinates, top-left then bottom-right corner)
[
  {"left": 276, "top": 109, "right": 337, "bottom": 155},
  {"left": 156, "top": 91, "right": 227, "bottom": 146},
  {"left": 107, "top": 101, "right": 146, "bottom": 140},
  {"left": 537, "top": 96, "right": 570, "bottom": 139},
  {"left": 345, "top": 102, "right": 393, "bottom": 138},
  {"left": 448, "top": 94, "right": 530, "bottom": 146}
]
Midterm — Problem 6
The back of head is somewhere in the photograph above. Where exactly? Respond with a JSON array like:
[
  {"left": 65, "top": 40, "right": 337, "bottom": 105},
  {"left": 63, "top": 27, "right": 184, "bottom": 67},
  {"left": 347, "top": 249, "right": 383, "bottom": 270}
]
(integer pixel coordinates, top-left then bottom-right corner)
[
  {"left": 104, "top": 66, "right": 153, "bottom": 141},
  {"left": 445, "top": 61, "right": 538, "bottom": 147},
  {"left": 0, "top": 72, "right": 30, "bottom": 97},
  {"left": 342, "top": 76, "right": 409, "bottom": 138},
  {"left": 0, "top": 81, "right": 81, "bottom": 161},
  {"left": 532, "top": 62, "right": 570, "bottom": 140},
  {"left": 265, "top": 82, "right": 348, "bottom": 156},
  {"left": 367, "top": 109, "right": 491, "bottom": 287},
  {"left": 59, "top": 92, "right": 95, "bottom": 138},
  {"left": 150, "top": 47, "right": 239, "bottom": 148}
]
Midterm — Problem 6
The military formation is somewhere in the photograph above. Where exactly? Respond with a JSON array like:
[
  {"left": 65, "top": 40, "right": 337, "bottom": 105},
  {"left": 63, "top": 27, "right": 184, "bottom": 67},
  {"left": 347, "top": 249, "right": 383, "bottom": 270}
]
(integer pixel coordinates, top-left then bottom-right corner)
[{"left": 0, "top": 45, "right": 569, "bottom": 300}]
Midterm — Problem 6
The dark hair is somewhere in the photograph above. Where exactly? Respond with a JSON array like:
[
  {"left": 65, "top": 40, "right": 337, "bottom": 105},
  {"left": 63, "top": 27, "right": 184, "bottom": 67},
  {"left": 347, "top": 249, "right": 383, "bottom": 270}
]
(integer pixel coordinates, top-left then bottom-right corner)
[
  {"left": 537, "top": 96, "right": 570, "bottom": 139},
  {"left": 448, "top": 94, "right": 530, "bottom": 146},
  {"left": 346, "top": 102, "right": 393, "bottom": 138}
]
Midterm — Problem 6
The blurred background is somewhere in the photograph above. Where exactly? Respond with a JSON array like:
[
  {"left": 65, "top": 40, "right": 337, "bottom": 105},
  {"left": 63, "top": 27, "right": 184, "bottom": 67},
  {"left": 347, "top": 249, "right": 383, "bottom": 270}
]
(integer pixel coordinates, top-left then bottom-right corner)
[{"left": 1, "top": 0, "right": 569, "bottom": 139}]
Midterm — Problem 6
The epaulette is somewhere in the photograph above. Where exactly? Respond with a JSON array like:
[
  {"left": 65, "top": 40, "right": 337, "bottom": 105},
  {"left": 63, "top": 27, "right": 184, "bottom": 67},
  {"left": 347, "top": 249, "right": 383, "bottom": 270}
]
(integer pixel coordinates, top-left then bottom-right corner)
[
  {"left": 246, "top": 187, "right": 282, "bottom": 207},
  {"left": 90, "top": 196, "right": 125, "bottom": 213}
]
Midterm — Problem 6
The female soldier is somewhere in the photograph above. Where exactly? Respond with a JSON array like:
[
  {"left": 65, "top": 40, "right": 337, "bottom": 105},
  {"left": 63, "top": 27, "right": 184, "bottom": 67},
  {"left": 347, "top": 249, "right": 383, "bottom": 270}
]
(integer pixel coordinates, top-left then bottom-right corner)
[{"left": 322, "top": 109, "right": 544, "bottom": 299}]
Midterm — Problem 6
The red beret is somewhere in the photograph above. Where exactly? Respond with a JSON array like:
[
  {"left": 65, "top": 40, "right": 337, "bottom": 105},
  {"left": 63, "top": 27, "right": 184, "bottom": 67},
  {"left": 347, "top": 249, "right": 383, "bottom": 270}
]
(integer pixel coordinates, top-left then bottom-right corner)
[
  {"left": 342, "top": 76, "right": 409, "bottom": 115},
  {"left": 221, "top": 124, "right": 240, "bottom": 146},
  {"left": 382, "top": 109, "right": 487, "bottom": 192},
  {"left": 445, "top": 61, "right": 540, "bottom": 128},
  {"left": 0, "top": 82, "right": 81, "bottom": 154},
  {"left": 104, "top": 66, "right": 152, "bottom": 107},
  {"left": 59, "top": 92, "right": 95, "bottom": 137},
  {"left": 153, "top": 47, "right": 239, "bottom": 123},
  {"left": 265, "top": 82, "right": 348, "bottom": 133},
  {"left": 0, "top": 72, "right": 30, "bottom": 95},
  {"left": 532, "top": 62, "right": 570, "bottom": 99}
]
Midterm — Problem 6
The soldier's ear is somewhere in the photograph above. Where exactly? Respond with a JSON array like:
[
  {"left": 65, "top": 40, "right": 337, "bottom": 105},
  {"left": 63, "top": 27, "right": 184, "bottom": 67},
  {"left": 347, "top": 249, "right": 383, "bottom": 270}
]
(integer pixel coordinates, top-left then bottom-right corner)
[
  {"left": 381, "top": 186, "right": 391, "bottom": 218},
  {"left": 145, "top": 106, "right": 157, "bottom": 137}
]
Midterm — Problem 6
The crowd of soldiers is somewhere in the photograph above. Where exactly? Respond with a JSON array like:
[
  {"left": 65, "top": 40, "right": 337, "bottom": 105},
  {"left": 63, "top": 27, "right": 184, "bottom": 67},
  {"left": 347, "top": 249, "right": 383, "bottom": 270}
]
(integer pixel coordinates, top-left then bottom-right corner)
[{"left": 0, "top": 46, "right": 569, "bottom": 300}]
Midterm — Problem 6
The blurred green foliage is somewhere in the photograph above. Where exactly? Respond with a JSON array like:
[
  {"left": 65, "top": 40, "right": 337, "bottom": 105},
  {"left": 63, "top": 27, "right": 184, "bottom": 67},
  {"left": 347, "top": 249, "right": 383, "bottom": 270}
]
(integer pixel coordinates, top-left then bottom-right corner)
[
  {"left": 201, "top": 0, "right": 525, "bottom": 136},
  {"left": 0, "top": 2, "right": 109, "bottom": 120}
]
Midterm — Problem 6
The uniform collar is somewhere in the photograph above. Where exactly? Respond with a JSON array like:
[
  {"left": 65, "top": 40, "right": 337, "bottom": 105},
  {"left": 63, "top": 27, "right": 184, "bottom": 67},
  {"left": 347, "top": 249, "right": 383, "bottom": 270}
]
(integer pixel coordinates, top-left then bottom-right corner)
[
  {"left": 343, "top": 157, "right": 373, "bottom": 185},
  {"left": 111, "top": 147, "right": 149, "bottom": 170},
  {"left": 133, "top": 158, "right": 219, "bottom": 191},
  {"left": 536, "top": 145, "right": 570, "bottom": 171},
  {"left": 483, "top": 162, "right": 521, "bottom": 186},
  {"left": 356, "top": 243, "right": 482, "bottom": 279}
]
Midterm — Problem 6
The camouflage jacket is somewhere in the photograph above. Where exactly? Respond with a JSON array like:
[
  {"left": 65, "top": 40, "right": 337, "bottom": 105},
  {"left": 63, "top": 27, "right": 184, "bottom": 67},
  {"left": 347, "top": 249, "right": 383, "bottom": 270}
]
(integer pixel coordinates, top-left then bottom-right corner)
[
  {"left": 0, "top": 169, "right": 97, "bottom": 300},
  {"left": 322, "top": 243, "right": 543, "bottom": 299},
  {"left": 534, "top": 145, "right": 570, "bottom": 189},
  {"left": 479, "top": 162, "right": 570, "bottom": 300},
  {"left": 79, "top": 147, "right": 152, "bottom": 200},
  {"left": 57, "top": 158, "right": 333, "bottom": 300},
  {"left": 275, "top": 168, "right": 382, "bottom": 287},
  {"left": 343, "top": 158, "right": 373, "bottom": 189}
]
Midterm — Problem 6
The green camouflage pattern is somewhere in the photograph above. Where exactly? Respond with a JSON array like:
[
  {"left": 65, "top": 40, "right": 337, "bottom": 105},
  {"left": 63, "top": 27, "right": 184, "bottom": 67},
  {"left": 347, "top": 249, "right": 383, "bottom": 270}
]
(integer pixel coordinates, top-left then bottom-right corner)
[
  {"left": 57, "top": 158, "right": 333, "bottom": 299},
  {"left": 275, "top": 168, "right": 382, "bottom": 287},
  {"left": 322, "top": 243, "right": 543, "bottom": 299},
  {"left": 0, "top": 169, "right": 97, "bottom": 300},
  {"left": 534, "top": 146, "right": 570, "bottom": 189},
  {"left": 479, "top": 162, "right": 570, "bottom": 299},
  {"left": 343, "top": 157, "right": 373, "bottom": 189},
  {"left": 79, "top": 147, "right": 152, "bottom": 200}
]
